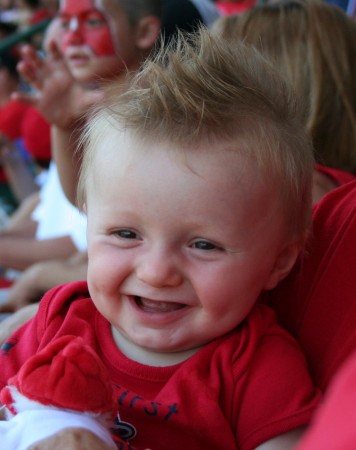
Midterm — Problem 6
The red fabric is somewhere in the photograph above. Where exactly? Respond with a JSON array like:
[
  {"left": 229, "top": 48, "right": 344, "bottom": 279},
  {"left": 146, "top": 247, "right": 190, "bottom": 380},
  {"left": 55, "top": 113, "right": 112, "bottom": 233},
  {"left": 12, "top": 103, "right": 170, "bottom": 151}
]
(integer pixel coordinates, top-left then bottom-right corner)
[
  {"left": 267, "top": 180, "right": 356, "bottom": 391},
  {"left": 0, "top": 101, "right": 51, "bottom": 165},
  {"left": 0, "top": 278, "right": 13, "bottom": 288},
  {"left": 296, "top": 351, "right": 356, "bottom": 450},
  {"left": 216, "top": 1, "right": 256, "bottom": 15},
  {"left": 315, "top": 163, "right": 356, "bottom": 186},
  {"left": 0, "top": 281, "right": 320, "bottom": 450},
  {"left": 1, "top": 335, "right": 117, "bottom": 416},
  {"left": 22, "top": 107, "right": 51, "bottom": 163},
  {"left": 0, "top": 101, "right": 31, "bottom": 140}
]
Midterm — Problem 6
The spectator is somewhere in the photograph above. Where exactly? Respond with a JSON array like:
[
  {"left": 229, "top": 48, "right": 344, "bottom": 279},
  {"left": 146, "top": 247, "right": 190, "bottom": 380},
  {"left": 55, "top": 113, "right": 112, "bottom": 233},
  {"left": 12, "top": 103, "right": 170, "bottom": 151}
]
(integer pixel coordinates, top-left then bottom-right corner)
[
  {"left": 212, "top": 0, "right": 356, "bottom": 203},
  {"left": 212, "top": 0, "right": 356, "bottom": 175}
]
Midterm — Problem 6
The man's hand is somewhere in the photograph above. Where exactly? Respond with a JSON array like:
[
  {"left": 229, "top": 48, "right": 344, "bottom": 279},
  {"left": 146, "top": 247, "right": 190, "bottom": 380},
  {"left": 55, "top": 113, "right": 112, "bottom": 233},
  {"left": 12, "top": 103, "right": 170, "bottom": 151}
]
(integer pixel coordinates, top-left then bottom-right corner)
[
  {"left": 0, "top": 252, "right": 88, "bottom": 314},
  {"left": 26, "top": 428, "right": 153, "bottom": 450},
  {"left": 12, "top": 43, "right": 104, "bottom": 129},
  {"left": 27, "top": 428, "right": 116, "bottom": 450}
]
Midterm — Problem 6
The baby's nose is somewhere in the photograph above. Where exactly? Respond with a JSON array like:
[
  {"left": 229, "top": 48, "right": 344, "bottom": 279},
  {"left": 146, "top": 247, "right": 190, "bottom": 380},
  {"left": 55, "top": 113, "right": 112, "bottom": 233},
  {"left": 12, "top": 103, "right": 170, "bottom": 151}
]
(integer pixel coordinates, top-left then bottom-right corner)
[{"left": 136, "top": 250, "right": 183, "bottom": 288}]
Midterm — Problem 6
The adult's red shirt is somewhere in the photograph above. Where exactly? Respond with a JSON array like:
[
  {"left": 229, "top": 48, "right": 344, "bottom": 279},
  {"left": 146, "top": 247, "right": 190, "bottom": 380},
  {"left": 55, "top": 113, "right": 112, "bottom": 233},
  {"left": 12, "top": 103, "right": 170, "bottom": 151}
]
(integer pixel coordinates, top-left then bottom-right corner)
[{"left": 267, "top": 180, "right": 356, "bottom": 391}]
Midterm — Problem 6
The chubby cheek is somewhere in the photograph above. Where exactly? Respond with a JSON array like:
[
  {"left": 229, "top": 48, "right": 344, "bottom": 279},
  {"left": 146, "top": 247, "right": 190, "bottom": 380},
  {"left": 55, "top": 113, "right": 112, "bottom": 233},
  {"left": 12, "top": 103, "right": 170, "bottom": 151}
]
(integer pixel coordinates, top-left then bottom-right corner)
[
  {"left": 201, "top": 269, "right": 258, "bottom": 322},
  {"left": 87, "top": 260, "right": 122, "bottom": 323},
  {"left": 87, "top": 244, "right": 128, "bottom": 294}
]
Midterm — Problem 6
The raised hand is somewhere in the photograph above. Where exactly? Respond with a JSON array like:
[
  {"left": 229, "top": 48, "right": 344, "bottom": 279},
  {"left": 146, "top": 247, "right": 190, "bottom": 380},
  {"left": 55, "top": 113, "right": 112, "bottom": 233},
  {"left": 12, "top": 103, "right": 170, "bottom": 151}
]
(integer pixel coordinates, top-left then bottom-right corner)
[{"left": 12, "top": 42, "right": 104, "bottom": 129}]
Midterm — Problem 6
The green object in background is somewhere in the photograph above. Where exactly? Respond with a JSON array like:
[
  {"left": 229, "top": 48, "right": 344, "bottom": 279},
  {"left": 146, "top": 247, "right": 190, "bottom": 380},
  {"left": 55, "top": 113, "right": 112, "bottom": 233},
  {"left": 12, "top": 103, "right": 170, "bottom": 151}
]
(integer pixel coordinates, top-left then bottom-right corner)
[
  {"left": 0, "top": 182, "right": 18, "bottom": 214},
  {"left": 0, "top": 19, "right": 50, "bottom": 53}
]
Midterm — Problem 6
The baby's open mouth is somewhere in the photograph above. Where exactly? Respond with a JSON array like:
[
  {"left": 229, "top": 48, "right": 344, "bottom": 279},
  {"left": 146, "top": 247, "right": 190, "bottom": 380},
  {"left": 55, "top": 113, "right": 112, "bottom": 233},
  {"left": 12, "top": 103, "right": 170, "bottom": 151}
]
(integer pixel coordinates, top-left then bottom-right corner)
[{"left": 134, "top": 296, "right": 185, "bottom": 313}]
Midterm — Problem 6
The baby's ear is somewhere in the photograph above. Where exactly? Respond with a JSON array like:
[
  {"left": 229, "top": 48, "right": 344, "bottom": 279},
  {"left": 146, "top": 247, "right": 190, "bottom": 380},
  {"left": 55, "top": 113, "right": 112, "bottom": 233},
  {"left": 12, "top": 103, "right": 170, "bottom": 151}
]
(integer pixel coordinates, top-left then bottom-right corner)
[
  {"left": 263, "top": 241, "right": 301, "bottom": 290},
  {"left": 135, "top": 16, "right": 161, "bottom": 51}
]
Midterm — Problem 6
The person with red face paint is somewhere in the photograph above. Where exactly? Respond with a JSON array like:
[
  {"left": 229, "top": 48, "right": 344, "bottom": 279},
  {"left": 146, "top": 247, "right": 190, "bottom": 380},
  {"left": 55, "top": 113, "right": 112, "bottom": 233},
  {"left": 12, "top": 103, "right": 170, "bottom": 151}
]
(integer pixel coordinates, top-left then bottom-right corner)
[
  {"left": 59, "top": 0, "right": 131, "bottom": 83},
  {"left": 12, "top": 0, "right": 162, "bottom": 203},
  {"left": 13, "top": 0, "right": 216, "bottom": 204}
]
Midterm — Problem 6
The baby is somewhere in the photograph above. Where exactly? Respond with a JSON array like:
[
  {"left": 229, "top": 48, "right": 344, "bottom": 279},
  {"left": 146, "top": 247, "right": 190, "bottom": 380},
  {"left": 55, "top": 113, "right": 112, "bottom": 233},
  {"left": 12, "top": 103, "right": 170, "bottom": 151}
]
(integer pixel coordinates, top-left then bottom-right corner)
[{"left": 0, "top": 27, "right": 320, "bottom": 450}]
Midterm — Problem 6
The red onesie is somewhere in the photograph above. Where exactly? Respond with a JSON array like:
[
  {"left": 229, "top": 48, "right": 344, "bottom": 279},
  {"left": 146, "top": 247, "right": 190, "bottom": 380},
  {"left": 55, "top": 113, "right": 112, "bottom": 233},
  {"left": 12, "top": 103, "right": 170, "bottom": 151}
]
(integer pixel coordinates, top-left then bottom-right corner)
[{"left": 0, "top": 281, "right": 320, "bottom": 450}]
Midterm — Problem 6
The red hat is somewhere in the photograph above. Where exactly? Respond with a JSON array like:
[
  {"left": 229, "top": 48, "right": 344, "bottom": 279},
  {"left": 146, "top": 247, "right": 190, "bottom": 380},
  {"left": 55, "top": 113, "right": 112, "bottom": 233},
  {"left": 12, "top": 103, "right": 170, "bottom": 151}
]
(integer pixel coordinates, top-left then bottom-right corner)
[{"left": 1, "top": 335, "right": 117, "bottom": 417}]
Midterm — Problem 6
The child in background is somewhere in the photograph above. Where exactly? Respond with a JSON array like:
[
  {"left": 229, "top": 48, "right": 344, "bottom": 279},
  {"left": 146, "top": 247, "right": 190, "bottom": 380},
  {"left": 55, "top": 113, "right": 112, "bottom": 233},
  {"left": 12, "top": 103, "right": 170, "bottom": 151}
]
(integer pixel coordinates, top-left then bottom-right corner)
[{"left": 0, "top": 28, "right": 320, "bottom": 450}]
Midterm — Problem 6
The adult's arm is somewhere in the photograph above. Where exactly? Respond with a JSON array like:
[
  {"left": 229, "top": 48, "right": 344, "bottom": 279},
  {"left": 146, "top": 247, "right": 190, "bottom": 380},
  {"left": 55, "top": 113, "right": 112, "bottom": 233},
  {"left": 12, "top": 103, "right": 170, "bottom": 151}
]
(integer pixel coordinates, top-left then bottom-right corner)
[
  {"left": 27, "top": 428, "right": 152, "bottom": 450},
  {"left": 5, "top": 191, "right": 40, "bottom": 231},
  {"left": 0, "top": 303, "right": 39, "bottom": 345},
  {"left": 0, "top": 234, "right": 78, "bottom": 271},
  {"left": 0, "top": 251, "right": 88, "bottom": 312},
  {"left": 50, "top": 124, "right": 83, "bottom": 205}
]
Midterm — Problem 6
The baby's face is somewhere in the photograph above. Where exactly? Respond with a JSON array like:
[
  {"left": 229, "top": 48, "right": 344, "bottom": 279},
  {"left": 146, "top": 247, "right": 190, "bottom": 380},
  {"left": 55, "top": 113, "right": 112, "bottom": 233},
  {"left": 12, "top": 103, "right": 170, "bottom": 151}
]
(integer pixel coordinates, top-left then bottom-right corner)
[
  {"left": 59, "top": 0, "right": 137, "bottom": 82},
  {"left": 85, "top": 130, "right": 293, "bottom": 359}
]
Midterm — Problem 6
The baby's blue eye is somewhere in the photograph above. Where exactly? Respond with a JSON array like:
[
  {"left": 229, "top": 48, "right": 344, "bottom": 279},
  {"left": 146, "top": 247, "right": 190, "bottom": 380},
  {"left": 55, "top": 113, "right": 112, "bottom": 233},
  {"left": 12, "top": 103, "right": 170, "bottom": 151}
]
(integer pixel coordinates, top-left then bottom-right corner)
[
  {"left": 116, "top": 229, "right": 138, "bottom": 239},
  {"left": 192, "top": 240, "right": 217, "bottom": 251}
]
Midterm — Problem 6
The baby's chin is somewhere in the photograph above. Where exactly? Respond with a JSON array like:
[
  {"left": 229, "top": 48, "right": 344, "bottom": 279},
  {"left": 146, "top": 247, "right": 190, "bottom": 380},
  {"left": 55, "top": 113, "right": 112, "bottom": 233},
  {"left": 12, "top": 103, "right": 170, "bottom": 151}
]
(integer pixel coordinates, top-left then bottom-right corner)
[{"left": 112, "top": 326, "right": 201, "bottom": 366}]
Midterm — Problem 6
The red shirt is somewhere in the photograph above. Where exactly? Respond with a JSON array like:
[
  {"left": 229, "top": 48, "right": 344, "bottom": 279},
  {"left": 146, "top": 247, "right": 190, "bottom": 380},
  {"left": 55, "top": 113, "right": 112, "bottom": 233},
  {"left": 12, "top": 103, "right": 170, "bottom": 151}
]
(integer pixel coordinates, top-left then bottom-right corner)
[
  {"left": 267, "top": 180, "right": 356, "bottom": 391},
  {"left": 0, "top": 281, "right": 320, "bottom": 450},
  {"left": 215, "top": 1, "right": 256, "bottom": 15},
  {"left": 0, "top": 100, "right": 31, "bottom": 140},
  {"left": 315, "top": 163, "right": 356, "bottom": 186},
  {"left": 22, "top": 107, "right": 51, "bottom": 164},
  {"left": 0, "top": 101, "right": 51, "bottom": 166},
  {"left": 296, "top": 351, "right": 356, "bottom": 450}
]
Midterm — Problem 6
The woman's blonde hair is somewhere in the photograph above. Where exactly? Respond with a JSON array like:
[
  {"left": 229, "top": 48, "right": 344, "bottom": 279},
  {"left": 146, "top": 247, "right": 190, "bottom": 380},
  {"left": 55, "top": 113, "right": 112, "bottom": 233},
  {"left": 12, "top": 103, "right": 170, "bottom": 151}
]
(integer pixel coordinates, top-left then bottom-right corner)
[
  {"left": 213, "top": 0, "right": 356, "bottom": 173},
  {"left": 78, "top": 27, "right": 314, "bottom": 238}
]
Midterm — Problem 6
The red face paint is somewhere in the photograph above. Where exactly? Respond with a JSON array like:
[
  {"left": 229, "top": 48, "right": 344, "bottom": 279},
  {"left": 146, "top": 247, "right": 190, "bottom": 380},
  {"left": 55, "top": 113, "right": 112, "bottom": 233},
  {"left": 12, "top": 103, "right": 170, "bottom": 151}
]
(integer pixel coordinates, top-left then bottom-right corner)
[{"left": 59, "top": 0, "right": 115, "bottom": 56}]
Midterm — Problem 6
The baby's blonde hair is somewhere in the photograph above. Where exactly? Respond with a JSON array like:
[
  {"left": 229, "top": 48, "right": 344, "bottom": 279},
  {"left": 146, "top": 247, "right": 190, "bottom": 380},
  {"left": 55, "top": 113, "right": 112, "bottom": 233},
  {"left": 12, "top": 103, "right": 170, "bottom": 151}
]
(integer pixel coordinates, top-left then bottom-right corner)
[{"left": 78, "top": 27, "right": 314, "bottom": 238}]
